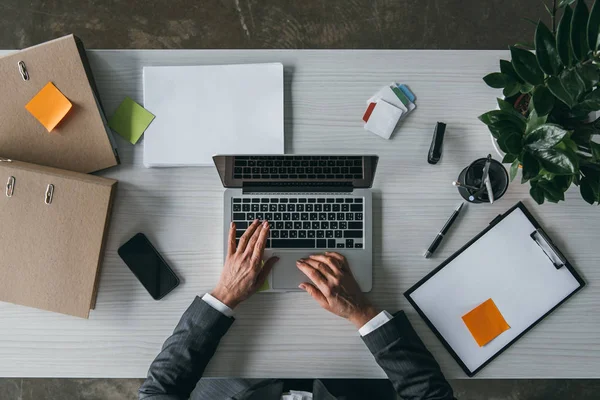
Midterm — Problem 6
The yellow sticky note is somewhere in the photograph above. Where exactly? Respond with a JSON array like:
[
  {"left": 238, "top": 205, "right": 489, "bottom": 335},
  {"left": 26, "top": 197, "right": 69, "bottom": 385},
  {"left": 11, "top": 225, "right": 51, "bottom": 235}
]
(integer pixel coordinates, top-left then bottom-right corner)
[
  {"left": 25, "top": 82, "right": 72, "bottom": 132},
  {"left": 462, "top": 298, "right": 510, "bottom": 347}
]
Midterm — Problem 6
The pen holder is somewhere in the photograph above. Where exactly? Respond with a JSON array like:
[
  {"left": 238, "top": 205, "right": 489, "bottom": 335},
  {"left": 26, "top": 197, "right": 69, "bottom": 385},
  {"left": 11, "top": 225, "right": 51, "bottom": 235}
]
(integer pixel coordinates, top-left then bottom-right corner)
[{"left": 457, "top": 157, "right": 509, "bottom": 203}]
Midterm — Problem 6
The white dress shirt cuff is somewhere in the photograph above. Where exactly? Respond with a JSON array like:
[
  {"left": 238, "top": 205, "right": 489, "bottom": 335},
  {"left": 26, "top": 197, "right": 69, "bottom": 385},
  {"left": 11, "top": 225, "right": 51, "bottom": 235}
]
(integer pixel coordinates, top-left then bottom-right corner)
[
  {"left": 358, "top": 310, "right": 393, "bottom": 336},
  {"left": 201, "top": 293, "right": 234, "bottom": 318}
]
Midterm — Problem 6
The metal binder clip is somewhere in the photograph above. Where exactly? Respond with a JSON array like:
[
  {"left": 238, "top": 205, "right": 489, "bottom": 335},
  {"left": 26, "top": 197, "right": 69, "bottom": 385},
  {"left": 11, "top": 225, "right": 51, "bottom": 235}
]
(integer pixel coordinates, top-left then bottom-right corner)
[
  {"left": 6, "top": 176, "right": 15, "bottom": 197},
  {"left": 530, "top": 229, "right": 566, "bottom": 269},
  {"left": 18, "top": 61, "right": 29, "bottom": 81},
  {"left": 45, "top": 184, "right": 54, "bottom": 205}
]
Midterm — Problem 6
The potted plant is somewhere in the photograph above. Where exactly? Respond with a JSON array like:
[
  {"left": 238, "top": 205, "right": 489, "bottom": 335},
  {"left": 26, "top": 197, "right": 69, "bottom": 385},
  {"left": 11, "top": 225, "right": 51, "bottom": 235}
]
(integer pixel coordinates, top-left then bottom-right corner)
[{"left": 479, "top": 0, "right": 600, "bottom": 204}]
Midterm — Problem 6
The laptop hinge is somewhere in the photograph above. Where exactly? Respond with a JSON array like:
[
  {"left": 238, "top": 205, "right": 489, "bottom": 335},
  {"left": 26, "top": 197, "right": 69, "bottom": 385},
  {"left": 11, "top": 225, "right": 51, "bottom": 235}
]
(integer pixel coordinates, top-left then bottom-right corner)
[{"left": 242, "top": 182, "right": 353, "bottom": 194}]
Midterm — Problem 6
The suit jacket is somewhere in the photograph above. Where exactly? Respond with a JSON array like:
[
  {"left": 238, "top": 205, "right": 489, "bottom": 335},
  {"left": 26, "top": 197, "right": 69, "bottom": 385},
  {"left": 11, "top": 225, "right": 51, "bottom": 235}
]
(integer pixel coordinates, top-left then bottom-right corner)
[{"left": 139, "top": 297, "right": 456, "bottom": 400}]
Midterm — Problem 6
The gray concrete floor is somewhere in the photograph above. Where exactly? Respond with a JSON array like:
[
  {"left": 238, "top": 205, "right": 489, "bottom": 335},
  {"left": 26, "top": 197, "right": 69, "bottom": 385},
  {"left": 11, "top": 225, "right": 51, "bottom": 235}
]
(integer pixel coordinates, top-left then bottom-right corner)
[{"left": 0, "top": 0, "right": 598, "bottom": 399}]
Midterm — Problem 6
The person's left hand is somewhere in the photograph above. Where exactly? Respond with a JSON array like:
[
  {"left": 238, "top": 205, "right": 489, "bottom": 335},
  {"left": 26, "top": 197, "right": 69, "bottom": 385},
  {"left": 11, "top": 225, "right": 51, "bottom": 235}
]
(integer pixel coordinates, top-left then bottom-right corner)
[{"left": 211, "top": 220, "right": 279, "bottom": 309}]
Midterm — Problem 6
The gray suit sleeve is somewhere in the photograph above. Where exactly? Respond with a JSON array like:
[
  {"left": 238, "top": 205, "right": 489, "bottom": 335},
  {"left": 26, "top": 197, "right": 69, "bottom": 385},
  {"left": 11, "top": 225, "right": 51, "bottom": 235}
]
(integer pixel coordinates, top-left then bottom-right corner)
[
  {"left": 361, "top": 311, "right": 456, "bottom": 400},
  {"left": 139, "top": 296, "right": 234, "bottom": 400}
]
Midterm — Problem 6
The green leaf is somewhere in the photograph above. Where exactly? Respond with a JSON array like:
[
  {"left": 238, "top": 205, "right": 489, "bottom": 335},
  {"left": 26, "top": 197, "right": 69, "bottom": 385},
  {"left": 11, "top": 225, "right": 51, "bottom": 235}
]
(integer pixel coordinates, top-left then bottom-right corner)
[
  {"left": 478, "top": 110, "right": 527, "bottom": 132},
  {"left": 532, "top": 85, "right": 556, "bottom": 116},
  {"left": 575, "top": 64, "right": 600, "bottom": 91},
  {"left": 522, "top": 151, "right": 541, "bottom": 183},
  {"left": 483, "top": 72, "right": 514, "bottom": 88},
  {"left": 497, "top": 98, "right": 528, "bottom": 120},
  {"left": 497, "top": 97, "right": 514, "bottom": 112},
  {"left": 503, "top": 153, "right": 518, "bottom": 163},
  {"left": 580, "top": 178, "right": 597, "bottom": 204},
  {"left": 560, "top": 68, "right": 586, "bottom": 102},
  {"left": 510, "top": 159, "right": 520, "bottom": 182},
  {"left": 553, "top": 175, "right": 574, "bottom": 191},
  {"left": 520, "top": 82, "right": 535, "bottom": 93},
  {"left": 503, "top": 81, "right": 521, "bottom": 97},
  {"left": 524, "top": 123, "right": 569, "bottom": 150},
  {"left": 576, "top": 88, "right": 600, "bottom": 111},
  {"left": 510, "top": 46, "right": 545, "bottom": 85},
  {"left": 516, "top": 42, "right": 536, "bottom": 50},
  {"left": 534, "top": 148, "right": 579, "bottom": 175},
  {"left": 500, "top": 59, "right": 523, "bottom": 82},
  {"left": 530, "top": 182, "right": 546, "bottom": 204},
  {"left": 547, "top": 76, "right": 575, "bottom": 107},
  {"left": 539, "top": 180, "right": 566, "bottom": 202},
  {"left": 562, "top": 137, "right": 579, "bottom": 153},
  {"left": 559, "top": 0, "right": 576, "bottom": 7},
  {"left": 571, "top": 124, "right": 595, "bottom": 144},
  {"left": 489, "top": 120, "right": 523, "bottom": 139},
  {"left": 535, "top": 21, "right": 563, "bottom": 75},
  {"left": 526, "top": 107, "right": 549, "bottom": 134},
  {"left": 588, "top": 0, "right": 600, "bottom": 51},
  {"left": 557, "top": 5, "right": 574, "bottom": 66},
  {"left": 504, "top": 132, "right": 523, "bottom": 154},
  {"left": 590, "top": 141, "right": 600, "bottom": 160},
  {"left": 571, "top": 0, "right": 590, "bottom": 60}
]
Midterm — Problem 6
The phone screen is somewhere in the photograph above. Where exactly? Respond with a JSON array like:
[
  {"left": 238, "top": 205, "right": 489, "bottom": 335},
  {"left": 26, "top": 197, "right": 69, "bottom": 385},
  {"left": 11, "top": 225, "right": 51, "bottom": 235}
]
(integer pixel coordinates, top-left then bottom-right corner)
[{"left": 118, "top": 233, "right": 179, "bottom": 300}]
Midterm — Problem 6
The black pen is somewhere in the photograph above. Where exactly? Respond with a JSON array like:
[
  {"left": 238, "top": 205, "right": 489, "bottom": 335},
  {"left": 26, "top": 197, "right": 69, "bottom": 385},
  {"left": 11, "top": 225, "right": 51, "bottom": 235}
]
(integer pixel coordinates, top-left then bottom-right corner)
[{"left": 424, "top": 202, "right": 465, "bottom": 259}]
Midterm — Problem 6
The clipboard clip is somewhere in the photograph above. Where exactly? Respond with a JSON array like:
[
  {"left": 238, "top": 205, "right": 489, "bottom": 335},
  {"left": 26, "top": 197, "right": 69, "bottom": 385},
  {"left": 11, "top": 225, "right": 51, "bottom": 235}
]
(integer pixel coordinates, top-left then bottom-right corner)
[
  {"left": 45, "top": 184, "right": 54, "bottom": 205},
  {"left": 530, "top": 229, "right": 566, "bottom": 269},
  {"left": 18, "top": 61, "right": 29, "bottom": 81},
  {"left": 6, "top": 176, "right": 15, "bottom": 197}
]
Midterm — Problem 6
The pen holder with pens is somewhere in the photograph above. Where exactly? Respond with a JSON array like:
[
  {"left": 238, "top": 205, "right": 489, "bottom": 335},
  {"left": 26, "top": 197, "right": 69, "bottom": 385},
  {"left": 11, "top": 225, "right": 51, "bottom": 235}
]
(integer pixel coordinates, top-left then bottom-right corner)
[{"left": 455, "top": 156, "right": 509, "bottom": 203}]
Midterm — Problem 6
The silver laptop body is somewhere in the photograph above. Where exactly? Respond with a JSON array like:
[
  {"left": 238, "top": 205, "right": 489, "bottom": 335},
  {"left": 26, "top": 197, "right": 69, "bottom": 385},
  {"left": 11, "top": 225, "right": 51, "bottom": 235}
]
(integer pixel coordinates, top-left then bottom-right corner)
[{"left": 214, "top": 155, "right": 378, "bottom": 291}]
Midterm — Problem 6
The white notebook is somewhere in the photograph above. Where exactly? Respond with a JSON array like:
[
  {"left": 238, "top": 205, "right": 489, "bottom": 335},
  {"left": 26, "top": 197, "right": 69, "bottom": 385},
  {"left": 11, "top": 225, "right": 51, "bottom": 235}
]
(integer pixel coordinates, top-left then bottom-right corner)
[
  {"left": 405, "top": 202, "right": 584, "bottom": 376},
  {"left": 143, "top": 63, "right": 284, "bottom": 167}
]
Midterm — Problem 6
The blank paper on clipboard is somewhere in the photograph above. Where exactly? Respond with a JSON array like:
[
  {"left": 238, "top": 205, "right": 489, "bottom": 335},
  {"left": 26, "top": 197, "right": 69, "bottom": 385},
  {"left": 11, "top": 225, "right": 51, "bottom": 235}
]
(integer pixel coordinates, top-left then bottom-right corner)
[{"left": 405, "top": 202, "right": 584, "bottom": 376}]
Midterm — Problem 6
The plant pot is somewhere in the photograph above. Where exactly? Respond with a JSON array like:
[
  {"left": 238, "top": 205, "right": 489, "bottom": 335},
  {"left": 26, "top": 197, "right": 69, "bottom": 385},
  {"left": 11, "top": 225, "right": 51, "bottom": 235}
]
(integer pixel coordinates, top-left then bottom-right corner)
[
  {"left": 490, "top": 132, "right": 505, "bottom": 159},
  {"left": 457, "top": 157, "right": 509, "bottom": 203}
]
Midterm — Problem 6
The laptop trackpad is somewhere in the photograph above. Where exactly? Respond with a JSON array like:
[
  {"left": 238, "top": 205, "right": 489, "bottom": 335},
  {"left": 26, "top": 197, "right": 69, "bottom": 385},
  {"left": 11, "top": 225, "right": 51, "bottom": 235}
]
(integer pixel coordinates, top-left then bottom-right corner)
[
  {"left": 269, "top": 250, "right": 370, "bottom": 291},
  {"left": 270, "top": 251, "right": 307, "bottom": 290}
]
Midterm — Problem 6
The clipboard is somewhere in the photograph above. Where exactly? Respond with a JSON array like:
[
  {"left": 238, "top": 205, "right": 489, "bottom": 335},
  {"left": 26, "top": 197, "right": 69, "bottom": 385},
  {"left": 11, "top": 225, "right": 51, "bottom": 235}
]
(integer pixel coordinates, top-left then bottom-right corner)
[{"left": 404, "top": 202, "right": 585, "bottom": 377}]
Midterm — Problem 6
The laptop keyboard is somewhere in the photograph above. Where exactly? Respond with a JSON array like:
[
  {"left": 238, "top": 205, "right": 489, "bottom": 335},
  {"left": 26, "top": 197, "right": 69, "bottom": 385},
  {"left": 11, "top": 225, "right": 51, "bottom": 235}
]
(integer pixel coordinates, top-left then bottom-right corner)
[
  {"left": 231, "top": 197, "right": 364, "bottom": 249},
  {"left": 232, "top": 156, "right": 364, "bottom": 180}
]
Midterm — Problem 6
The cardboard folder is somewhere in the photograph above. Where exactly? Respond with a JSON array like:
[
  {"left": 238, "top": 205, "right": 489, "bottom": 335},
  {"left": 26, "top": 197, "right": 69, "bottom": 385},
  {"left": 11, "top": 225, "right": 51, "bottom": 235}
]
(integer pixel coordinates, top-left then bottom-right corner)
[
  {"left": 0, "top": 159, "right": 117, "bottom": 318},
  {"left": 0, "top": 34, "right": 119, "bottom": 173}
]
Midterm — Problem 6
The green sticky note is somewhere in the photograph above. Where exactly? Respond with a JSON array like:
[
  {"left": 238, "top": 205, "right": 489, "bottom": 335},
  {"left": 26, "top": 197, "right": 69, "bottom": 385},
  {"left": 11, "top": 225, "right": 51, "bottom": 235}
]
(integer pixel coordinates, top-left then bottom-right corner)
[
  {"left": 258, "top": 278, "right": 270, "bottom": 292},
  {"left": 391, "top": 86, "right": 410, "bottom": 107},
  {"left": 258, "top": 260, "right": 270, "bottom": 292},
  {"left": 108, "top": 97, "right": 155, "bottom": 145}
]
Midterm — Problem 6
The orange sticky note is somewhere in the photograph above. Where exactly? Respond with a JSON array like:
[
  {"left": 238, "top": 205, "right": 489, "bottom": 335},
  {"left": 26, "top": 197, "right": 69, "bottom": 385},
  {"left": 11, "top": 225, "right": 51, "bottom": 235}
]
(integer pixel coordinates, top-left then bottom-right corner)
[
  {"left": 25, "top": 82, "right": 72, "bottom": 132},
  {"left": 462, "top": 298, "right": 510, "bottom": 347}
]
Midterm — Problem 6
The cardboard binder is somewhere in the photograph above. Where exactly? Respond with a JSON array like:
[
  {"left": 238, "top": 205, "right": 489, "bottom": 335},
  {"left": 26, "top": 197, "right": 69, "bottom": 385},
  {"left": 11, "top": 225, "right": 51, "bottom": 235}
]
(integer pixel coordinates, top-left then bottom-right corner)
[
  {"left": 0, "top": 159, "right": 117, "bottom": 318},
  {"left": 0, "top": 34, "right": 119, "bottom": 173}
]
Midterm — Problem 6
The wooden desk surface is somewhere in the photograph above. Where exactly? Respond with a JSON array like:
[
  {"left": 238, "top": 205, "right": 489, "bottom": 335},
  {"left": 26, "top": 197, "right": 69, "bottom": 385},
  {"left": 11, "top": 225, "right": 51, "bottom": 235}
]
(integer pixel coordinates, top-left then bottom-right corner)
[{"left": 0, "top": 50, "right": 598, "bottom": 379}]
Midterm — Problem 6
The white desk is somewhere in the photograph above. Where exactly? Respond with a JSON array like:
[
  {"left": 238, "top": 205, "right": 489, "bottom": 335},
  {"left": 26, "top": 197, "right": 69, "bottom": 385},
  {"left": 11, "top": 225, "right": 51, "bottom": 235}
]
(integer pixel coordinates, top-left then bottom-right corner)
[{"left": 0, "top": 50, "right": 599, "bottom": 379}]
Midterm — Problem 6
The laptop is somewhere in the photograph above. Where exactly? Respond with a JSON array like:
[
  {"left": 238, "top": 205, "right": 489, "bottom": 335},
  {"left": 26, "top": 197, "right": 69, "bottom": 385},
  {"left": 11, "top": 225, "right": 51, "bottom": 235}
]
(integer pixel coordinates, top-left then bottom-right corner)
[{"left": 213, "top": 155, "right": 379, "bottom": 291}]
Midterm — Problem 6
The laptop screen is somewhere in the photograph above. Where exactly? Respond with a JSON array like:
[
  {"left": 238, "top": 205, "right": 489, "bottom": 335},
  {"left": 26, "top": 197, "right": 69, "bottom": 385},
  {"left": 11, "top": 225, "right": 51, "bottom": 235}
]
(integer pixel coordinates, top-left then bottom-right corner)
[{"left": 213, "top": 155, "right": 378, "bottom": 188}]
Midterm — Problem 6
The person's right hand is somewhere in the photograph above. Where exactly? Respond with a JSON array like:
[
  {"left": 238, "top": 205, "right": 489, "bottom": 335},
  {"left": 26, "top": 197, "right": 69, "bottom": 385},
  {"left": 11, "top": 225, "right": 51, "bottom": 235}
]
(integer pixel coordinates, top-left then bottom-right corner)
[{"left": 296, "top": 252, "right": 379, "bottom": 329}]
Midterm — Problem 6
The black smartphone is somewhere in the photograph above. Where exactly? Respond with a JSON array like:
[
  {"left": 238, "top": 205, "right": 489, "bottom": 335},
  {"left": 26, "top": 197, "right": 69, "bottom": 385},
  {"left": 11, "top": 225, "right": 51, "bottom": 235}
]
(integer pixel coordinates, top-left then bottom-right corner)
[{"left": 118, "top": 233, "right": 180, "bottom": 300}]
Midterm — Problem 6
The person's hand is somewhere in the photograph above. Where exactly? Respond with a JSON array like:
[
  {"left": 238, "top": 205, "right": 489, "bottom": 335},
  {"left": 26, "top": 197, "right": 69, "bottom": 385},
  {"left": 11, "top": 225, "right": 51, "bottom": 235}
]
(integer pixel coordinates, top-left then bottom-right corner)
[
  {"left": 296, "top": 252, "right": 378, "bottom": 329},
  {"left": 211, "top": 220, "right": 279, "bottom": 309}
]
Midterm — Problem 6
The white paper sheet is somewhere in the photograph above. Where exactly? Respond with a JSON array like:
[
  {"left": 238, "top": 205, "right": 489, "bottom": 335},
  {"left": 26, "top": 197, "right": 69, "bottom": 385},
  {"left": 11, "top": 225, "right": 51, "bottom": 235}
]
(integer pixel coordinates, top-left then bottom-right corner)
[{"left": 143, "top": 63, "right": 284, "bottom": 167}]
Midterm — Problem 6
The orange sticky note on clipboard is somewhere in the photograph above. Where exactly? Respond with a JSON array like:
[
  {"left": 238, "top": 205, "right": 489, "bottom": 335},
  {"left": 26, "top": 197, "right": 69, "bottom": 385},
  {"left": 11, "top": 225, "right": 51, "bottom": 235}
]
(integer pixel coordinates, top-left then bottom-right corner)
[
  {"left": 462, "top": 298, "right": 510, "bottom": 347},
  {"left": 25, "top": 82, "right": 72, "bottom": 132}
]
